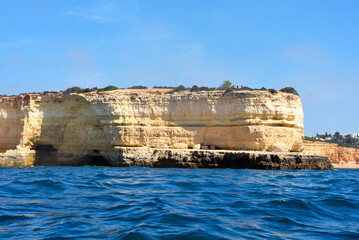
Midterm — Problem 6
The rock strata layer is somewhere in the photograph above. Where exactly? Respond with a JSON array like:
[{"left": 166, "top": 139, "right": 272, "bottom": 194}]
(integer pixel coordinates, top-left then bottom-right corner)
[
  {"left": 0, "top": 89, "right": 331, "bottom": 169},
  {"left": 303, "top": 140, "right": 359, "bottom": 165}
]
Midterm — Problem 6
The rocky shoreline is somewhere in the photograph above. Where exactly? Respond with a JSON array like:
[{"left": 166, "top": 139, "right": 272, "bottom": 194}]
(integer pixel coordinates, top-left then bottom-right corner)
[
  {"left": 0, "top": 147, "right": 333, "bottom": 170},
  {"left": 108, "top": 148, "right": 333, "bottom": 170}
]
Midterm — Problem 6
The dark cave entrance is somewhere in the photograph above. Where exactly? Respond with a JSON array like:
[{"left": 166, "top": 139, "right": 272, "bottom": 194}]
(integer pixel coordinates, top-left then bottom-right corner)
[
  {"left": 33, "top": 144, "right": 58, "bottom": 165},
  {"left": 86, "top": 155, "right": 111, "bottom": 166}
]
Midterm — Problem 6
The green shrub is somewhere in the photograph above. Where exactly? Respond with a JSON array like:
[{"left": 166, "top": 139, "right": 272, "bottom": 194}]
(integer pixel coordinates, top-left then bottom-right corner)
[
  {"left": 304, "top": 136, "right": 316, "bottom": 142},
  {"left": 199, "top": 87, "right": 216, "bottom": 92},
  {"left": 77, "top": 88, "right": 97, "bottom": 93},
  {"left": 98, "top": 85, "right": 119, "bottom": 92},
  {"left": 268, "top": 88, "right": 277, "bottom": 94},
  {"left": 153, "top": 86, "right": 175, "bottom": 89},
  {"left": 279, "top": 87, "right": 299, "bottom": 96},
  {"left": 128, "top": 85, "right": 148, "bottom": 89},
  {"left": 190, "top": 85, "right": 199, "bottom": 92},
  {"left": 65, "top": 86, "right": 99, "bottom": 93},
  {"left": 173, "top": 85, "right": 186, "bottom": 92},
  {"left": 239, "top": 86, "right": 253, "bottom": 91},
  {"left": 65, "top": 86, "right": 82, "bottom": 93},
  {"left": 82, "top": 88, "right": 93, "bottom": 93},
  {"left": 166, "top": 85, "right": 188, "bottom": 94},
  {"left": 224, "top": 88, "right": 234, "bottom": 93}
]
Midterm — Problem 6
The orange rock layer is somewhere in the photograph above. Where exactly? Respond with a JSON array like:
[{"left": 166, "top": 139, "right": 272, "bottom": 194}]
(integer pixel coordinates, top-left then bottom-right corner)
[{"left": 303, "top": 140, "right": 359, "bottom": 164}]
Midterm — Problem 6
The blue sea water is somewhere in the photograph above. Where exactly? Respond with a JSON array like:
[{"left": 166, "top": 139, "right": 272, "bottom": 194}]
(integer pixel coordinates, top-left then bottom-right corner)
[{"left": 0, "top": 167, "right": 358, "bottom": 240}]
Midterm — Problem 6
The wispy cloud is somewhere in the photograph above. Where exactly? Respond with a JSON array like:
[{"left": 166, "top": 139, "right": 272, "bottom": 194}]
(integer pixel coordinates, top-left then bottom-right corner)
[{"left": 66, "top": 0, "right": 139, "bottom": 23}]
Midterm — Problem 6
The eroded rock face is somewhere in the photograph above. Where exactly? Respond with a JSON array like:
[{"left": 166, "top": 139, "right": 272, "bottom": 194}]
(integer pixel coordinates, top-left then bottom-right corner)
[
  {"left": 0, "top": 96, "right": 24, "bottom": 153},
  {"left": 0, "top": 90, "right": 305, "bottom": 166},
  {"left": 303, "top": 140, "right": 359, "bottom": 164},
  {"left": 95, "top": 148, "right": 331, "bottom": 170},
  {"left": 104, "top": 148, "right": 332, "bottom": 170}
]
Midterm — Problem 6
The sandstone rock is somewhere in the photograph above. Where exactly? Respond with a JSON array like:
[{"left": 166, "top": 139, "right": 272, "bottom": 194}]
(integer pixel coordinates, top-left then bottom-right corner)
[
  {"left": 268, "top": 142, "right": 289, "bottom": 152},
  {"left": 0, "top": 90, "right": 306, "bottom": 167},
  {"left": 303, "top": 140, "right": 359, "bottom": 165},
  {"left": 173, "top": 143, "right": 188, "bottom": 149},
  {"left": 104, "top": 147, "right": 333, "bottom": 170},
  {"left": 193, "top": 144, "right": 201, "bottom": 150},
  {"left": 0, "top": 147, "right": 35, "bottom": 167}
]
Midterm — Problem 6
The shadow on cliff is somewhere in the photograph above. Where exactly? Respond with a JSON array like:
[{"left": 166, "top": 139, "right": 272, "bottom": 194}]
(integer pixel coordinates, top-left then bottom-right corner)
[{"left": 32, "top": 94, "right": 113, "bottom": 166}]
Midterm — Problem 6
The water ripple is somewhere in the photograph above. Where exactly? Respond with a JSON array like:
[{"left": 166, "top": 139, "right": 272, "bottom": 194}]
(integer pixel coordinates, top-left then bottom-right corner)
[{"left": 0, "top": 167, "right": 358, "bottom": 239}]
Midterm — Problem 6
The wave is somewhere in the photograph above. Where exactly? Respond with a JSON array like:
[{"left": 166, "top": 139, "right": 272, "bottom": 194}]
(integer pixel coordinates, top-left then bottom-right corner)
[{"left": 0, "top": 167, "right": 358, "bottom": 239}]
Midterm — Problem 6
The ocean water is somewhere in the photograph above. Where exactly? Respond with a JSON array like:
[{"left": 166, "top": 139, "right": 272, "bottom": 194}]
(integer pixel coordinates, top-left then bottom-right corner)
[{"left": 0, "top": 167, "right": 358, "bottom": 240}]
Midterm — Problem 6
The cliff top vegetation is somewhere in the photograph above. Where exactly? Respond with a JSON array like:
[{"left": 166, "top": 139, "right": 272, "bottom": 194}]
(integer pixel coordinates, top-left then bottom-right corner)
[
  {"left": 305, "top": 132, "right": 359, "bottom": 149},
  {"left": 0, "top": 81, "right": 299, "bottom": 97}
]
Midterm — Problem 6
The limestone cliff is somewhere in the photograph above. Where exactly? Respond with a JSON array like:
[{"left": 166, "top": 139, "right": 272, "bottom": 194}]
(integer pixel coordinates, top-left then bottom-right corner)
[
  {"left": 303, "top": 140, "right": 359, "bottom": 164},
  {"left": 0, "top": 89, "right": 305, "bottom": 167}
]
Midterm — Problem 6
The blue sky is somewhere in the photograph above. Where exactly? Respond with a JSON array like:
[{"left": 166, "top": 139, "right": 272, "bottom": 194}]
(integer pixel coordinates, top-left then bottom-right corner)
[{"left": 0, "top": 0, "right": 358, "bottom": 135}]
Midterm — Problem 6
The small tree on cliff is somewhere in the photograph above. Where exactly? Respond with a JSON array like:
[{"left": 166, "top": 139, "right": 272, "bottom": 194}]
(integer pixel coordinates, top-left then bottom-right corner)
[
  {"left": 65, "top": 86, "right": 82, "bottom": 93},
  {"left": 190, "top": 85, "right": 199, "bottom": 92},
  {"left": 279, "top": 87, "right": 299, "bottom": 96},
  {"left": 219, "top": 80, "right": 234, "bottom": 90},
  {"left": 173, "top": 85, "right": 186, "bottom": 92},
  {"left": 98, "top": 85, "right": 119, "bottom": 92}
]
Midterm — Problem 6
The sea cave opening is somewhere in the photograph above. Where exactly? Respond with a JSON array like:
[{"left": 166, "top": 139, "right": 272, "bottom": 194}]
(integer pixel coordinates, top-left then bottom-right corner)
[
  {"left": 86, "top": 155, "right": 111, "bottom": 166},
  {"left": 32, "top": 144, "right": 58, "bottom": 165}
]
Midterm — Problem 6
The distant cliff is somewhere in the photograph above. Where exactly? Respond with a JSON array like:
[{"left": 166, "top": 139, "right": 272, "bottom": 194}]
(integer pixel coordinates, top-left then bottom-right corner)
[
  {"left": 303, "top": 140, "right": 359, "bottom": 165},
  {"left": 0, "top": 89, "right": 324, "bottom": 168}
]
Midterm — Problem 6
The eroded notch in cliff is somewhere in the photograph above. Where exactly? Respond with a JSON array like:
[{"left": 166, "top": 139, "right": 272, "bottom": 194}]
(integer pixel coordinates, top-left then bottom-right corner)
[{"left": 33, "top": 145, "right": 58, "bottom": 166}]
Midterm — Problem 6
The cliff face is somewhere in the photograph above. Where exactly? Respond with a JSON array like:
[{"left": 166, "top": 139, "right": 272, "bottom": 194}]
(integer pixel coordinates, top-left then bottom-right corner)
[
  {"left": 0, "top": 96, "right": 24, "bottom": 153},
  {"left": 303, "top": 140, "right": 359, "bottom": 164},
  {"left": 0, "top": 90, "right": 305, "bottom": 166}
]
